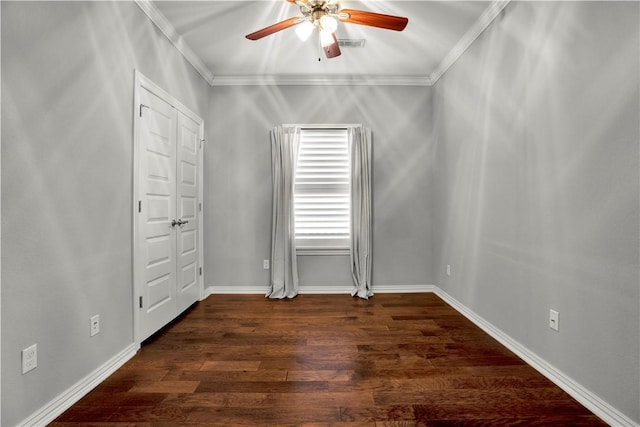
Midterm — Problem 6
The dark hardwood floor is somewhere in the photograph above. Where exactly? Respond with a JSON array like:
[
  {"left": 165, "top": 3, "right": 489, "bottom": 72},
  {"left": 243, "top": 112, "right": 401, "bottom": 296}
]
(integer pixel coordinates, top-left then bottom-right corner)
[{"left": 51, "top": 293, "right": 607, "bottom": 426}]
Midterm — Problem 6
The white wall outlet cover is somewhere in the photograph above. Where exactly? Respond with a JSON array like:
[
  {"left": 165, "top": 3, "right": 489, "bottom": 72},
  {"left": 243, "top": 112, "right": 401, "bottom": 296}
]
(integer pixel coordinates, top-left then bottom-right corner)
[
  {"left": 446, "top": 264, "right": 451, "bottom": 276},
  {"left": 90, "top": 315, "right": 100, "bottom": 337},
  {"left": 22, "top": 344, "right": 38, "bottom": 374},
  {"left": 263, "top": 260, "right": 270, "bottom": 269},
  {"left": 549, "top": 309, "right": 559, "bottom": 331}
]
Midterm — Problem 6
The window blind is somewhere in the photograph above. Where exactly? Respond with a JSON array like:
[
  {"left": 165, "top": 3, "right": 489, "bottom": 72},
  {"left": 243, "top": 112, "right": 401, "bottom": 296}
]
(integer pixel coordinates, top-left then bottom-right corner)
[{"left": 294, "top": 128, "right": 350, "bottom": 244}]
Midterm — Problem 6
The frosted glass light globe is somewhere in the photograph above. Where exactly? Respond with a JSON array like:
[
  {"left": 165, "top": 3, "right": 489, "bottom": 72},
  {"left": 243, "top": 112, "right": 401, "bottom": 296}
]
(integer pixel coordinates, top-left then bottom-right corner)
[
  {"left": 295, "top": 20, "right": 314, "bottom": 41},
  {"left": 320, "top": 15, "right": 338, "bottom": 33}
]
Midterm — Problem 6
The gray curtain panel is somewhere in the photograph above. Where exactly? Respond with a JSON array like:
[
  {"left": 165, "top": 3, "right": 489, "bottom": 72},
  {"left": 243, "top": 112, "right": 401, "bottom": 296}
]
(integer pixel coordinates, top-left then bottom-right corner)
[
  {"left": 349, "top": 126, "right": 373, "bottom": 299},
  {"left": 268, "top": 126, "right": 300, "bottom": 299}
]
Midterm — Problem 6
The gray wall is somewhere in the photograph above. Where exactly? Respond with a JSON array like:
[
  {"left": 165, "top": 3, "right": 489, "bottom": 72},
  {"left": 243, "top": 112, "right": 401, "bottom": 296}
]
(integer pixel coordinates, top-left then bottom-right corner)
[
  {"left": 3, "top": 1, "right": 638, "bottom": 425},
  {"left": 432, "top": 2, "right": 639, "bottom": 422},
  {"left": 1, "top": 2, "right": 209, "bottom": 425},
  {"left": 206, "top": 85, "right": 435, "bottom": 292}
]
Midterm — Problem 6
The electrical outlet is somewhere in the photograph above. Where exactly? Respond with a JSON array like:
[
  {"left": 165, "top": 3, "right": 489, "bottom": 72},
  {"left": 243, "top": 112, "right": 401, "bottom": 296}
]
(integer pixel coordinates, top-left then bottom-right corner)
[
  {"left": 90, "top": 315, "right": 100, "bottom": 337},
  {"left": 263, "top": 259, "right": 269, "bottom": 270},
  {"left": 549, "top": 309, "right": 559, "bottom": 332},
  {"left": 22, "top": 344, "right": 37, "bottom": 374},
  {"left": 446, "top": 264, "right": 451, "bottom": 276}
]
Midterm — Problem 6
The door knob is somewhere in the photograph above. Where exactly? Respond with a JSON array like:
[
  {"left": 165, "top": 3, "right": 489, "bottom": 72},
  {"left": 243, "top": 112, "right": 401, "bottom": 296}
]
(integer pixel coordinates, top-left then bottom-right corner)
[{"left": 172, "top": 219, "right": 189, "bottom": 227}]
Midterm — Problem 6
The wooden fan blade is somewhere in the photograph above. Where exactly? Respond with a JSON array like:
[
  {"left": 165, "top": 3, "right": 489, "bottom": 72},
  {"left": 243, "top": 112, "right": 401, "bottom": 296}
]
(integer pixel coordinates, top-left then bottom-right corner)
[
  {"left": 323, "top": 32, "right": 341, "bottom": 58},
  {"left": 246, "top": 17, "right": 300, "bottom": 40},
  {"left": 339, "top": 9, "right": 408, "bottom": 31}
]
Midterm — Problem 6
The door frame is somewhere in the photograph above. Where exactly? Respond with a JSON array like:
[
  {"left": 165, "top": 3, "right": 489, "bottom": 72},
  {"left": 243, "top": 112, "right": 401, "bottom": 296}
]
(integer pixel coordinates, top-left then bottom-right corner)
[{"left": 132, "top": 70, "right": 205, "bottom": 346}]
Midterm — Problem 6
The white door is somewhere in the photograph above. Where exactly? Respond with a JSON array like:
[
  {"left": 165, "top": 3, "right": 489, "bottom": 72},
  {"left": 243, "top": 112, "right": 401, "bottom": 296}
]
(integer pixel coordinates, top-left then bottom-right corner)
[
  {"left": 176, "top": 111, "right": 201, "bottom": 313},
  {"left": 135, "top": 75, "right": 203, "bottom": 343},
  {"left": 137, "top": 87, "right": 178, "bottom": 341}
]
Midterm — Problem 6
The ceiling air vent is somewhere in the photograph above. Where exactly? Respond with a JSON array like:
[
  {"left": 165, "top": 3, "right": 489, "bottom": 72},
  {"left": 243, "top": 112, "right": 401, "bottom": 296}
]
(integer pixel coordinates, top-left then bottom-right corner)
[{"left": 337, "top": 39, "right": 366, "bottom": 48}]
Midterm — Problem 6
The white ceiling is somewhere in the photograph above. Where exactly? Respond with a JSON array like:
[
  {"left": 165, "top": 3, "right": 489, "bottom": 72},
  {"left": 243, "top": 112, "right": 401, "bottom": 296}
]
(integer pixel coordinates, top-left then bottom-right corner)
[{"left": 144, "top": 0, "right": 506, "bottom": 85}]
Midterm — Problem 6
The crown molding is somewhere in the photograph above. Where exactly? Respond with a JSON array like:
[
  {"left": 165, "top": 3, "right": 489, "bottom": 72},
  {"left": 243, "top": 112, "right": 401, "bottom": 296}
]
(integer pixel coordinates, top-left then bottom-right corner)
[
  {"left": 429, "top": 0, "right": 510, "bottom": 85},
  {"left": 135, "top": 0, "right": 215, "bottom": 85},
  {"left": 210, "top": 74, "right": 432, "bottom": 86}
]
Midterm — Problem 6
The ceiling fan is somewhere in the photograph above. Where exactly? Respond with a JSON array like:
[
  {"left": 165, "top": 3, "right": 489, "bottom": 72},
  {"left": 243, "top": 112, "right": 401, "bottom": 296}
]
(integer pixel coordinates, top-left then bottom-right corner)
[{"left": 245, "top": 0, "right": 409, "bottom": 59}]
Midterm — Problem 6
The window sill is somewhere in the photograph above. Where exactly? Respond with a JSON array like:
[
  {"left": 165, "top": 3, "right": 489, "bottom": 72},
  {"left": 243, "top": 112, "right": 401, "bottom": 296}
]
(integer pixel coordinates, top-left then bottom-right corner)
[{"left": 296, "top": 247, "right": 350, "bottom": 256}]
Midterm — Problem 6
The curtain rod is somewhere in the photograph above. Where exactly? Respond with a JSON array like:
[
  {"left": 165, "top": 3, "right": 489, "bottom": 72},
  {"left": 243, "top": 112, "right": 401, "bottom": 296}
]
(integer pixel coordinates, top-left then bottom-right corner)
[{"left": 283, "top": 123, "right": 362, "bottom": 130}]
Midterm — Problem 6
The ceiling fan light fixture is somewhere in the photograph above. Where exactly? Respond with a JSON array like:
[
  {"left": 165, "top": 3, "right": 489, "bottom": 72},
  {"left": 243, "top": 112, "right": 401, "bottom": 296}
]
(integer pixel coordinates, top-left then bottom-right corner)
[
  {"left": 245, "top": 0, "right": 408, "bottom": 59},
  {"left": 320, "top": 15, "right": 338, "bottom": 33},
  {"left": 295, "top": 19, "right": 314, "bottom": 41}
]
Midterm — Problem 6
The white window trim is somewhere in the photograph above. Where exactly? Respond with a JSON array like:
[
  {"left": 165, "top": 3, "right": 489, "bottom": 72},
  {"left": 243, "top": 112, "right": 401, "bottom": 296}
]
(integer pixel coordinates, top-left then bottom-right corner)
[
  {"left": 296, "top": 247, "right": 350, "bottom": 256},
  {"left": 289, "top": 123, "right": 361, "bottom": 256}
]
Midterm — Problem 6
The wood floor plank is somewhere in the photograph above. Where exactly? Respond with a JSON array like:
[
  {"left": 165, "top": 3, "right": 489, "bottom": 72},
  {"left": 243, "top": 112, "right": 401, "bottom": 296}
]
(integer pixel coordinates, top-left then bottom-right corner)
[
  {"left": 200, "top": 360, "right": 261, "bottom": 371},
  {"left": 286, "top": 370, "right": 355, "bottom": 381},
  {"left": 128, "top": 380, "right": 200, "bottom": 394},
  {"left": 50, "top": 294, "right": 607, "bottom": 426},
  {"left": 162, "top": 368, "right": 288, "bottom": 382},
  {"left": 185, "top": 406, "right": 342, "bottom": 424}
]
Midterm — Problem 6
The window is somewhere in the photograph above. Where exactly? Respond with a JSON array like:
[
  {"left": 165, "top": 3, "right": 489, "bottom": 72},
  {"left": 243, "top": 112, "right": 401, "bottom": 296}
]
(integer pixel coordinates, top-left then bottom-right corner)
[{"left": 294, "top": 127, "right": 350, "bottom": 253}]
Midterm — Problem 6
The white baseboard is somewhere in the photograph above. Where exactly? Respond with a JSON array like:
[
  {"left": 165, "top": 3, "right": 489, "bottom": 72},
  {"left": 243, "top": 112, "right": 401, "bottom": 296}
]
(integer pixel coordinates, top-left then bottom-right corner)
[
  {"left": 207, "top": 284, "right": 267, "bottom": 295},
  {"left": 18, "top": 343, "right": 138, "bottom": 427},
  {"left": 373, "top": 283, "right": 435, "bottom": 293},
  {"left": 201, "top": 285, "right": 215, "bottom": 299},
  {"left": 206, "top": 283, "right": 436, "bottom": 296},
  {"left": 300, "top": 284, "right": 352, "bottom": 294},
  {"left": 433, "top": 287, "right": 638, "bottom": 427},
  {"left": 301, "top": 283, "right": 435, "bottom": 295},
  {"left": 206, "top": 284, "right": 351, "bottom": 295}
]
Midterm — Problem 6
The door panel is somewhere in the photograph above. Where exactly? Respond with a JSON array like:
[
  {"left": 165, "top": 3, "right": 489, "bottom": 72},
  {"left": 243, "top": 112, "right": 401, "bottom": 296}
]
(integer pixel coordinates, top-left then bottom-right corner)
[
  {"left": 138, "top": 87, "right": 178, "bottom": 341},
  {"left": 176, "top": 111, "right": 201, "bottom": 313},
  {"left": 147, "top": 274, "right": 172, "bottom": 311},
  {"left": 180, "top": 230, "right": 197, "bottom": 255},
  {"left": 180, "top": 262, "right": 198, "bottom": 293}
]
